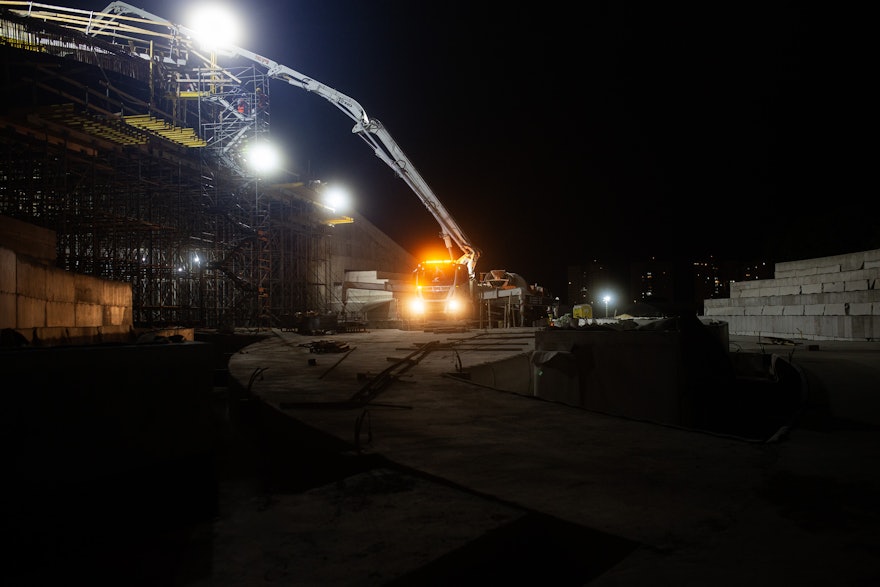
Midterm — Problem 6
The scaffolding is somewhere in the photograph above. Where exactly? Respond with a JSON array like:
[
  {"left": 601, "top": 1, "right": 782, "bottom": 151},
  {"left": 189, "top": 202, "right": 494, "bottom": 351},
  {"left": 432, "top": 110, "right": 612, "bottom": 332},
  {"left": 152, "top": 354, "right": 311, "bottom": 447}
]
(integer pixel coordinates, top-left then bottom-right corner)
[{"left": 0, "top": 3, "right": 336, "bottom": 329}]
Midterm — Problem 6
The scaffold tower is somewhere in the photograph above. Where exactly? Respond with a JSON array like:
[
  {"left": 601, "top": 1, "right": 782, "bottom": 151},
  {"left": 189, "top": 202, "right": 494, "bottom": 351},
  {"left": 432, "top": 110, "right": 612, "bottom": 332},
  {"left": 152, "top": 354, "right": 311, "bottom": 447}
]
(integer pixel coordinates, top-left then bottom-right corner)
[{"left": 0, "top": 1, "right": 340, "bottom": 329}]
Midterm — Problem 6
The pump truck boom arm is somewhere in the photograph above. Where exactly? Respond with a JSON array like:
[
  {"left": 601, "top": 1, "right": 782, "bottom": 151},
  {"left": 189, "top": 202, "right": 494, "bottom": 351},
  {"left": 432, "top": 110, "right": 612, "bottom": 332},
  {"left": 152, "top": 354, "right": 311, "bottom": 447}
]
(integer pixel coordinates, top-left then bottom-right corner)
[
  {"left": 87, "top": 2, "right": 480, "bottom": 277},
  {"left": 268, "top": 61, "right": 480, "bottom": 277},
  {"left": 198, "top": 40, "right": 481, "bottom": 279}
]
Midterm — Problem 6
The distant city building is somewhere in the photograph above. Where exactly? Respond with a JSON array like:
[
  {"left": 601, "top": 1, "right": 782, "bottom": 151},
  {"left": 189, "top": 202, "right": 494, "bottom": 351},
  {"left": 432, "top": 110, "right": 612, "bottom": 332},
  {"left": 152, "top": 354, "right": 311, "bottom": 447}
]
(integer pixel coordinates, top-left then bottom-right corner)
[
  {"left": 630, "top": 257, "right": 675, "bottom": 307},
  {"left": 568, "top": 256, "right": 776, "bottom": 317},
  {"left": 566, "top": 260, "right": 610, "bottom": 307}
]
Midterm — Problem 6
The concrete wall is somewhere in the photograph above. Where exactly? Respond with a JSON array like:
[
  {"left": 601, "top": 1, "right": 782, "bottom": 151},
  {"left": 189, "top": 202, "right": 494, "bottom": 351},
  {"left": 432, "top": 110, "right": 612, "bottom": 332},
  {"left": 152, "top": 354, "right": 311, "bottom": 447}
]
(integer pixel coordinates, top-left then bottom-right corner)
[
  {"left": 462, "top": 320, "right": 757, "bottom": 435},
  {"left": 533, "top": 329, "right": 688, "bottom": 425},
  {"left": 1, "top": 217, "right": 134, "bottom": 345},
  {"left": 704, "top": 249, "right": 880, "bottom": 341}
]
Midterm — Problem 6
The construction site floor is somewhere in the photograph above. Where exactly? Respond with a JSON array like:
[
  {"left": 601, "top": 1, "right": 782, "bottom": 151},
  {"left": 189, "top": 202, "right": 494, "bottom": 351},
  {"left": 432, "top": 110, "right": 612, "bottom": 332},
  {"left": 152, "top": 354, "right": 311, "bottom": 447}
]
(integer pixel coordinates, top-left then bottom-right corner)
[
  {"left": 10, "top": 326, "right": 880, "bottom": 586},
  {"left": 195, "top": 327, "right": 879, "bottom": 586}
]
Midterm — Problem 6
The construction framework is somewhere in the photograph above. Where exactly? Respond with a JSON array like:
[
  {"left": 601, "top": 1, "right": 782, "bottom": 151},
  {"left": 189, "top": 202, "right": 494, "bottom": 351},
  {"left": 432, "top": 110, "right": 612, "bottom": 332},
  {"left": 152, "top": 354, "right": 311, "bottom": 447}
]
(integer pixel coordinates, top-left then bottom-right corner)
[{"left": 0, "top": 2, "right": 341, "bottom": 329}]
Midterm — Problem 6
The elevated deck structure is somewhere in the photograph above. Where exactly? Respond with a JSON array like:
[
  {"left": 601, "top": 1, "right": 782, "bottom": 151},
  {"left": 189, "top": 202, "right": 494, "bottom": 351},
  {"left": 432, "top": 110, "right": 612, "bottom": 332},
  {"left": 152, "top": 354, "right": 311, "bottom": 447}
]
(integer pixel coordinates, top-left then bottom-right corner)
[{"left": 0, "top": 2, "right": 413, "bottom": 330}]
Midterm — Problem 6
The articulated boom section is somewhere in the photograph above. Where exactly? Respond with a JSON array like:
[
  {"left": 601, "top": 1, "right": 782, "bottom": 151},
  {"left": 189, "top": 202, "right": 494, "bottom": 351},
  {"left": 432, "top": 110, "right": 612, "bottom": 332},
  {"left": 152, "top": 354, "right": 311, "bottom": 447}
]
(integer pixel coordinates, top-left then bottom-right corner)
[{"left": 262, "top": 61, "right": 481, "bottom": 280}]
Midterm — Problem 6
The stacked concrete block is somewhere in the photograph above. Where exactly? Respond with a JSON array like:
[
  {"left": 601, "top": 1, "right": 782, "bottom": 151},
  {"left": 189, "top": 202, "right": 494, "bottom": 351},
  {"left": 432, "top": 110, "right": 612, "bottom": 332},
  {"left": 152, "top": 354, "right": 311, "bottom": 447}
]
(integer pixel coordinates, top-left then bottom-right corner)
[
  {"left": 704, "top": 249, "right": 880, "bottom": 341},
  {"left": 0, "top": 246, "right": 16, "bottom": 327},
  {"left": 0, "top": 245, "right": 133, "bottom": 345},
  {"left": 46, "top": 269, "right": 76, "bottom": 328},
  {"left": 15, "top": 254, "right": 47, "bottom": 329}
]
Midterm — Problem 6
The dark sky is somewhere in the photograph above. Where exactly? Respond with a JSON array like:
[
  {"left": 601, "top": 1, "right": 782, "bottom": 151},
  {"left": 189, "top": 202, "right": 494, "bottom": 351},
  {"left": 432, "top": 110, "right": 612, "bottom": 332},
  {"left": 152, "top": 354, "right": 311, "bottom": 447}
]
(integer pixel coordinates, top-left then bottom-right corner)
[{"left": 65, "top": 2, "right": 876, "bottom": 296}]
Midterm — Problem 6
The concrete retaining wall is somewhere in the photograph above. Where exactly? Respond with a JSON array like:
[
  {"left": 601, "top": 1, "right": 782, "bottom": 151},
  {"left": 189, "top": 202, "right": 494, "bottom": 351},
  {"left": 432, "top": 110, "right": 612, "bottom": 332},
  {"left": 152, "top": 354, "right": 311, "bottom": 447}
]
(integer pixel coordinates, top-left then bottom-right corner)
[
  {"left": 704, "top": 249, "right": 880, "bottom": 341},
  {"left": 0, "top": 244, "right": 133, "bottom": 345},
  {"left": 458, "top": 320, "right": 794, "bottom": 438}
]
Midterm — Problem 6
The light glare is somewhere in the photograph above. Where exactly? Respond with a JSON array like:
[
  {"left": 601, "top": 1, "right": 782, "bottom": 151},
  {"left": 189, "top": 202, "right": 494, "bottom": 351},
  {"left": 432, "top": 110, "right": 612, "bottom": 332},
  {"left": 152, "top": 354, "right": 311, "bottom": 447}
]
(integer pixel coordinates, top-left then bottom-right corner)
[
  {"left": 246, "top": 142, "right": 280, "bottom": 173},
  {"left": 324, "top": 185, "right": 350, "bottom": 211},
  {"left": 187, "top": 5, "right": 240, "bottom": 49}
]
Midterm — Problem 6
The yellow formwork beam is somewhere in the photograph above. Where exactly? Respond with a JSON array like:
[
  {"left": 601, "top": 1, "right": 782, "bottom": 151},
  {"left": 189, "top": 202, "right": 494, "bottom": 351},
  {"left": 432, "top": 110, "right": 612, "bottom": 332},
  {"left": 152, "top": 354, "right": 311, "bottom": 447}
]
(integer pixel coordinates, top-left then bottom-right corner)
[{"left": 123, "top": 114, "right": 206, "bottom": 147}]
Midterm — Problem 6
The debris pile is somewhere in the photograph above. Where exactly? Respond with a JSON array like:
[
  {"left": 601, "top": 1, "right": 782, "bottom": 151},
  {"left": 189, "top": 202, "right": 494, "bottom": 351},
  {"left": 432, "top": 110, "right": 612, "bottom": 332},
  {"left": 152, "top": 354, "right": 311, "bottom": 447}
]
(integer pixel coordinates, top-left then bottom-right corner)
[{"left": 299, "top": 340, "right": 350, "bottom": 353}]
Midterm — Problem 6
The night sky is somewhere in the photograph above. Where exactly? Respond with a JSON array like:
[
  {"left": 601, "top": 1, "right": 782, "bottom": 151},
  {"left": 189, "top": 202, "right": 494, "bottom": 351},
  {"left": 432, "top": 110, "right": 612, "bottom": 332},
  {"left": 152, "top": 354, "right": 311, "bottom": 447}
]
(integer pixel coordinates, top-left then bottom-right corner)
[{"left": 57, "top": 2, "right": 877, "bottom": 297}]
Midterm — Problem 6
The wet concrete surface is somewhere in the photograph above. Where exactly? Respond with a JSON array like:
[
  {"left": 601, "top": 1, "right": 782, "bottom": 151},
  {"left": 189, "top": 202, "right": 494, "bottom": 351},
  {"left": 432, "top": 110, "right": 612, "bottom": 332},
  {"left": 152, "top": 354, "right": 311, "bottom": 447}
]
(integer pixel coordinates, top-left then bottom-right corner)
[{"left": 7, "top": 326, "right": 880, "bottom": 585}]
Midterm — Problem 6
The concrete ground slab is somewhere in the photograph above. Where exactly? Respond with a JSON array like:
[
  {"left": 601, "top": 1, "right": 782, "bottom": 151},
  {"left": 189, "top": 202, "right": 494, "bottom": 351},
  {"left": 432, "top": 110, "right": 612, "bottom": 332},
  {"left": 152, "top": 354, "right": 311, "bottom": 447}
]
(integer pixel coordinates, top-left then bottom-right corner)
[
  {"left": 16, "top": 327, "right": 874, "bottom": 585},
  {"left": 202, "top": 327, "right": 880, "bottom": 585}
]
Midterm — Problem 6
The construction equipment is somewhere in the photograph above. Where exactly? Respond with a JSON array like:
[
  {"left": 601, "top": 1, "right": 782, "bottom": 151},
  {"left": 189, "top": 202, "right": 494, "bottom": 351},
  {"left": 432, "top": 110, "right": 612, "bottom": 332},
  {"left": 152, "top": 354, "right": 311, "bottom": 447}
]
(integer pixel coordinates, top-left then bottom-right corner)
[{"left": 9, "top": 2, "right": 544, "bottom": 323}]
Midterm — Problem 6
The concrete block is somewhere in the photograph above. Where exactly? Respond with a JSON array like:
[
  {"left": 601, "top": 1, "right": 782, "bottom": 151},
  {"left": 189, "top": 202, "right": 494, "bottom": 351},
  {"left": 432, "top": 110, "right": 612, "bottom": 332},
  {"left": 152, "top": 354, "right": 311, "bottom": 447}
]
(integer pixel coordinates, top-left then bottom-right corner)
[
  {"left": 762, "top": 305, "right": 784, "bottom": 316},
  {"left": 0, "top": 247, "right": 15, "bottom": 294},
  {"left": 815, "top": 264, "right": 842, "bottom": 275},
  {"left": 777, "top": 285, "right": 801, "bottom": 296},
  {"left": 823, "top": 281, "right": 845, "bottom": 293},
  {"left": 704, "top": 297, "right": 733, "bottom": 309},
  {"left": 739, "top": 288, "right": 762, "bottom": 298},
  {"left": 804, "top": 304, "right": 825, "bottom": 316},
  {"left": 534, "top": 330, "right": 690, "bottom": 426},
  {"left": 848, "top": 317, "right": 875, "bottom": 340},
  {"left": 770, "top": 276, "right": 795, "bottom": 288},
  {"left": 751, "top": 316, "right": 773, "bottom": 336},
  {"left": 844, "top": 279, "right": 870, "bottom": 292},
  {"left": 802, "top": 316, "right": 823, "bottom": 339},
  {"left": 35, "top": 326, "right": 64, "bottom": 345},
  {"left": 767, "top": 316, "right": 792, "bottom": 338},
  {"left": 798, "top": 274, "right": 822, "bottom": 287},
  {"left": 74, "top": 302, "right": 102, "bottom": 327},
  {"left": 834, "top": 290, "right": 880, "bottom": 304},
  {"left": 783, "top": 305, "right": 805, "bottom": 316},
  {"left": 801, "top": 282, "right": 822, "bottom": 295},
  {"left": 848, "top": 302, "right": 873, "bottom": 316},
  {"left": 791, "top": 267, "right": 818, "bottom": 277},
  {"left": 732, "top": 280, "right": 761, "bottom": 293},
  {"left": 16, "top": 259, "right": 47, "bottom": 298},
  {"left": 46, "top": 269, "right": 76, "bottom": 302},
  {"left": 704, "top": 305, "right": 744, "bottom": 317},
  {"left": 829, "top": 315, "right": 848, "bottom": 340},
  {"left": 464, "top": 353, "right": 532, "bottom": 394},
  {"left": 74, "top": 274, "right": 102, "bottom": 304},
  {"left": 0, "top": 291, "right": 15, "bottom": 328},
  {"left": 103, "top": 280, "right": 132, "bottom": 306},
  {"left": 46, "top": 300, "right": 75, "bottom": 327},
  {"left": 824, "top": 303, "right": 847, "bottom": 316},
  {"left": 847, "top": 249, "right": 880, "bottom": 271},
  {"left": 794, "top": 292, "right": 821, "bottom": 305},
  {"left": 16, "top": 294, "right": 46, "bottom": 328},
  {"left": 840, "top": 268, "right": 880, "bottom": 281},
  {"left": 745, "top": 306, "right": 764, "bottom": 316},
  {"left": 103, "top": 305, "right": 128, "bottom": 326},
  {"left": 776, "top": 250, "right": 880, "bottom": 276}
]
